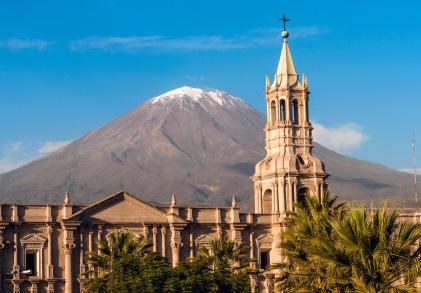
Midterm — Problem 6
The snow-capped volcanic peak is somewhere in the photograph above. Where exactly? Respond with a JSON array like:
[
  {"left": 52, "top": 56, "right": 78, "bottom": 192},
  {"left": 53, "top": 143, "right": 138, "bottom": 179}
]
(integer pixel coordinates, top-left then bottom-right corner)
[{"left": 151, "top": 86, "right": 251, "bottom": 109}]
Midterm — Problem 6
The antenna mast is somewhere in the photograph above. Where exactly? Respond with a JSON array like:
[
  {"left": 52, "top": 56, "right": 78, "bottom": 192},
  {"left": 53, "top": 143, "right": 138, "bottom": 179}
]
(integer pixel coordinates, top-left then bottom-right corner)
[{"left": 412, "top": 135, "right": 418, "bottom": 203}]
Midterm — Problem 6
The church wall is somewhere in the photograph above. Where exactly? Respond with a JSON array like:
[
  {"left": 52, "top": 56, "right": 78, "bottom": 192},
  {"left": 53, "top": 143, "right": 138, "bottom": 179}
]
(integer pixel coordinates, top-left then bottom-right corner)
[{"left": 0, "top": 200, "right": 417, "bottom": 293}]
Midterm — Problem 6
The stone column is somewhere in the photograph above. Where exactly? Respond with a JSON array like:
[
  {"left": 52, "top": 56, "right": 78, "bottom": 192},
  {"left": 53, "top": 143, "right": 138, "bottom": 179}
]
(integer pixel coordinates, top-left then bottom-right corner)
[
  {"left": 62, "top": 224, "right": 77, "bottom": 293},
  {"left": 161, "top": 226, "right": 167, "bottom": 258},
  {"left": 249, "top": 232, "right": 255, "bottom": 260},
  {"left": 189, "top": 231, "right": 194, "bottom": 258},
  {"left": 47, "top": 280, "right": 56, "bottom": 293},
  {"left": 29, "top": 279, "right": 40, "bottom": 293},
  {"left": 170, "top": 225, "right": 184, "bottom": 267},
  {"left": 88, "top": 228, "right": 93, "bottom": 272},
  {"left": 152, "top": 226, "right": 158, "bottom": 253},
  {"left": 11, "top": 224, "right": 20, "bottom": 293},
  {"left": 285, "top": 92, "right": 291, "bottom": 121},
  {"left": 47, "top": 225, "right": 54, "bottom": 279},
  {"left": 249, "top": 273, "right": 258, "bottom": 293},
  {"left": 273, "top": 182, "right": 279, "bottom": 214},
  {"left": 97, "top": 225, "right": 103, "bottom": 254},
  {"left": 79, "top": 229, "right": 86, "bottom": 292},
  {"left": 264, "top": 273, "right": 275, "bottom": 293},
  {"left": 288, "top": 182, "right": 294, "bottom": 212},
  {"left": 13, "top": 226, "right": 19, "bottom": 277},
  {"left": 279, "top": 179, "right": 286, "bottom": 214},
  {"left": 254, "top": 185, "right": 259, "bottom": 214}
]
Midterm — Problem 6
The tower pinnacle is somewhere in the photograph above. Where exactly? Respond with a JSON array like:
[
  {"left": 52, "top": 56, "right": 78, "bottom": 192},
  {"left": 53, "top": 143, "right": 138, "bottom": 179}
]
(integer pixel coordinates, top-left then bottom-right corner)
[
  {"left": 271, "top": 17, "right": 299, "bottom": 90},
  {"left": 279, "top": 14, "right": 290, "bottom": 38}
]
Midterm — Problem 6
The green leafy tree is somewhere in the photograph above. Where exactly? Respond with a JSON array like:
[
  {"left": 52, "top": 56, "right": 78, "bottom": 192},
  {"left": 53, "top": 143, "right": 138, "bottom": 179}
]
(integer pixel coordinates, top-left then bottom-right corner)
[
  {"left": 276, "top": 192, "right": 421, "bottom": 293},
  {"left": 83, "top": 230, "right": 172, "bottom": 293},
  {"left": 166, "top": 259, "right": 213, "bottom": 293}
]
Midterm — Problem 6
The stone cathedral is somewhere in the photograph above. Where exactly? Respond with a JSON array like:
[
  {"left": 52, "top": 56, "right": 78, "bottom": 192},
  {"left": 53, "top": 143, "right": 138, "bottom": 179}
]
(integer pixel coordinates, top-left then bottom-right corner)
[{"left": 0, "top": 27, "right": 418, "bottom": 293}]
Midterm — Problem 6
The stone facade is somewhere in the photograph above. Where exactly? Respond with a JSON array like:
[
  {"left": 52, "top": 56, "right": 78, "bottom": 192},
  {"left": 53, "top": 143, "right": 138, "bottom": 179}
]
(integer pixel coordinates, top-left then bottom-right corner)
[
  {"left": 0, "top": 192, "right": 277, "bottom": 292},
  {"left": 0, "top": 194, "right": 418, "bottom": 293},
  {"left": 0, "top": 28, "right": 419, "bottom": 293}
]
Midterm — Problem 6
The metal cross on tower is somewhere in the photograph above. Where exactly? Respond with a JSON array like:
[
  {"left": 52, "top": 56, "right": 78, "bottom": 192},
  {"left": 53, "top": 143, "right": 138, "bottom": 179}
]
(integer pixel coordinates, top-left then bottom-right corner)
[
  {"left": 412, "top": 135, "right": 418, "bottom": 203},
  {"left": 279, "top": 14, "right": 290, "bottom": 31}
]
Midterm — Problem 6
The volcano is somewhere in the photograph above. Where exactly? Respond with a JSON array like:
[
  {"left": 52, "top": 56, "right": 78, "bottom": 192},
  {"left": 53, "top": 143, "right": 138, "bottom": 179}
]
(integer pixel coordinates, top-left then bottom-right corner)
[{"left": 0, "top": 86, "right": 418, "bottom": 209}]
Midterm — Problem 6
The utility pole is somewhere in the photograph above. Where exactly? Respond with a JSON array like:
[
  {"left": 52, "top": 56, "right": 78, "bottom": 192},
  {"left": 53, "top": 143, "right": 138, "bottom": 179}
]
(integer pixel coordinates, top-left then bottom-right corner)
[{"left": 412, "top": 135, "right": 418, "bottom": 203}]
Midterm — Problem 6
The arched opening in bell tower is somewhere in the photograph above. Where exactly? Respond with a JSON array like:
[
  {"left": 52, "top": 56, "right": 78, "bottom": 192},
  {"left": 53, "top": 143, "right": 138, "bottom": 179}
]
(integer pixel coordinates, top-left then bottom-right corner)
[
  {"left": 292, "top": 99, "right": 299, "bottom": 124},
  {"left": 270, "top": 101, "right": 276, "bottom": 125},
  {"left": 279, "top": 99, "right": 286, "bottom": 121},
  {"left": 262, "top": 189, "right": 272, "bottom": 213},
  {"left": 297, "top": 187, "right": 309, "bottom": 206}
]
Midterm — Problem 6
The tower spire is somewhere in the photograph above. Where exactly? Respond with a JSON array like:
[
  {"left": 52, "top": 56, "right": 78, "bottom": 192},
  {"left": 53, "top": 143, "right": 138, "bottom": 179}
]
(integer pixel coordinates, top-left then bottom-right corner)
[{"left": 272, "top": 15, "right": 300, "bottom": 89}]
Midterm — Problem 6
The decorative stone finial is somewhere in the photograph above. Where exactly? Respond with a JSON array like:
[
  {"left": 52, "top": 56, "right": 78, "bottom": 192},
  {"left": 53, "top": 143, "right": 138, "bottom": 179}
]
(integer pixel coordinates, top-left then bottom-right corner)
[
  {"left": 265, "top": 74, "right": 270, "bottom": 90},
  {"left": 171, "top": 194, "right": 176, "bottom": 208},
  {"left": 64, "top": 192, "right": 70, "bottom": 205},
  {"left": 231, "top": 195, "right": 237, "bottom": 208}
]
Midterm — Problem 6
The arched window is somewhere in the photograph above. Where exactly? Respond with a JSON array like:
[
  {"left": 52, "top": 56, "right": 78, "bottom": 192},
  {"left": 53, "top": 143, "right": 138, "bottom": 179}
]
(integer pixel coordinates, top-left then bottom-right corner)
[
  {"left": 279, "top": 99, "right": 286, "bottom": 121},
  {"left": 270, "top": 101, "right": 276, "bottom": 125},
  {"left": 297, "top": 187, "right": 309, "bottom": 206},
  {"left": 292, "top": 100, "right": 299, "bottom": 124},
  {"left": 262, "top": 189, "right": 272, "bottom": 213}
]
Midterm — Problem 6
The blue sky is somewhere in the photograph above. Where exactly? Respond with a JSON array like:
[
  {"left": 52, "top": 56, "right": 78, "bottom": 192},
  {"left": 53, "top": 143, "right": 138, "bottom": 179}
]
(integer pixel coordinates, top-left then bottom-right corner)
[{"left": 0, "top": 0, "right": 420, "bottom": 174}]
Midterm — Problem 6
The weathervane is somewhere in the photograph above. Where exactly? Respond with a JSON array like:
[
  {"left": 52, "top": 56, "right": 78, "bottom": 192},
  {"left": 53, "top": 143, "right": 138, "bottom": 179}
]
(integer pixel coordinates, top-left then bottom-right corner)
[{"left": 279, "top": 14, "right": 290, "bottom": 31}]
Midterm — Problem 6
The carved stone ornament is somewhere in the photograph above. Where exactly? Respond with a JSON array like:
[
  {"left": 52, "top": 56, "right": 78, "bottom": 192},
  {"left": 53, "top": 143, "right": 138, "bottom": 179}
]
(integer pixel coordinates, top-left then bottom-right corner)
[
  {"left": 194, "top": 233, "right": 219, "bottom": 247},
  {"left": 255, "top": 233, "right": 273, "bottom": 250},
  {"left": 21, "top": 233, "right": 47, "bottom": 249},
  {"left": 296, "top": 154, "right": 313, "bottom": 171}
]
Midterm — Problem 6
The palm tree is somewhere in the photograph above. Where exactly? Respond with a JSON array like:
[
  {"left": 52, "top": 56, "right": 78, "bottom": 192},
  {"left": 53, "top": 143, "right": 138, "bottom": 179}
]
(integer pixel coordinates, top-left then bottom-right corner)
[
  {"left": 84, "top": 230, "right": 152, "bottom": 292},
  {"left": 328, "top": 207, "right": 421, "bottom": 292},
  {"left": 275, "top": 192, "right": 348, "bottom": 292},
  {"left": 198, "top": 234, "right": 250, "bottom": 293},
  {"left": 276, "top": 192, "right": 421, "bottom": 292},
  {"left": 198, "top": 234, "right": 247, "bottom": 272}
]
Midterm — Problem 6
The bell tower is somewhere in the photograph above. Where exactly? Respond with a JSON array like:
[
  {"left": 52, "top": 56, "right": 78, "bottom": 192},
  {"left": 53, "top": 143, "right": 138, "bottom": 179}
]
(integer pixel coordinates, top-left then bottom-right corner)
[{"left": 253, "top": 19, "right": 327, "bottom": 217}]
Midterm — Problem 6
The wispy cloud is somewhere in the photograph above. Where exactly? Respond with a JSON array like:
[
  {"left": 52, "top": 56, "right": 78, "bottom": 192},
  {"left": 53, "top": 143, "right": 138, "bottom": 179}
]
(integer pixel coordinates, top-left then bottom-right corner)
[
  {"left": 291, "top": 26, "right": 330, "bottom": 39},
  {"left": 0, "top": 38, "right": 54, "bottom": 51},
  {"left": 313, "top": 122, "right": 368, "bottom": 154},
  {"left": 0, "top": 140, "right": 73, "bottom": 175},
  {"left": 37, "top": 140, "right": 73, "bottom": 154},
  {"left": 69, "top": 26, "right": 328, "bottom": 53},
  {"left": 0, "top": 142, "right": 33, "bottom": 174},
  {"left": 399, "top": 168, "right": 421, "bottom": 176}
]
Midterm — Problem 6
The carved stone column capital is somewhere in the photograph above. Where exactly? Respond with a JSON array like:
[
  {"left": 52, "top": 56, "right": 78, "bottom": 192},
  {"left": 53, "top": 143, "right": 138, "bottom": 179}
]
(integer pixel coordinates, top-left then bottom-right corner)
[
  {"left": 161, "top": 226, "right": 167, "bottom": 235},
  {"left": 230, "top": 224, "right": 246, "bottom": 243},
  {"left": 169, "top": 224, "right": 186, "bottom": 267},
  {"left": 61, "top": 223, "right": 78, "bottom": 254},
  {"left": 61, "top": 223, "right": 79, "bottom": 293},
  {"left": 152, "top": 226, "right": 158, "bottom": 235}
]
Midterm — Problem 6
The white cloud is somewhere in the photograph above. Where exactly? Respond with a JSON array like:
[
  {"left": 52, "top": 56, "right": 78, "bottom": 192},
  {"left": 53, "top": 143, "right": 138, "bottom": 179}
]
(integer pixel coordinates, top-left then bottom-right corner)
[
  {"left": 0, "top": 140, "right": 73, "bottom": 175},
  {"left": 313, "top": 122, "right": 368, "bottom": 154},
  {"left": 37, "top": 140, "right": 73, "bottom": 154},
  {"left": 0, "top": 142, "right": 34, "bottom": 174},
  {"left": 399, "top": 168, "right": 421, "bottom": 176},
  {"left": 291, "top": 26, "right": 330, "bottom": 39},
  {"left": 69, "top": 26, "right": 329, "bottom": 53},
  {"left": 0, "top": 38, "right": 53, "bottom": 51}
]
